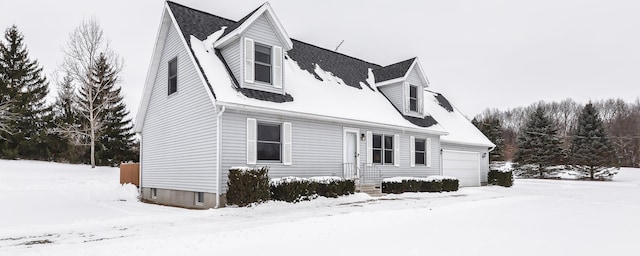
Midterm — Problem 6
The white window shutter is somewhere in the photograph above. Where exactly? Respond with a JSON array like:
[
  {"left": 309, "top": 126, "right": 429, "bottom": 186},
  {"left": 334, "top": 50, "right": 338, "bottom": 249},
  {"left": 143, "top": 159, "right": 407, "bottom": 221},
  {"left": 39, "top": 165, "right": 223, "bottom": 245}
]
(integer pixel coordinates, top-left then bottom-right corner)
[
  {"left": 244, "top": 38, "right": 254, "bottom": 84},
  {"left": 394, "top": 134, "right": 400, "bottom": 167},
  {"left": 418, "top": 87, "right": 424, "bottom": 115},
  {"left": 427, "top": 138, "right": 432, "bottom": 167},
  {"left": 282, "top": 122, "right": 292, "bottom": 165},
  {"left": 366, "top": 131, "right": 372, "bottom": 164},
  {"left": 410, "top": 136, "right": 415, "bottom": 167},
  {"left": 273, "top": 46, "right": 283, "bottom": 88},
  {"left": 404, "top": 83, "right": 409, "bottom": 113},
  {"left": 246, "top": 118, "right": 257, "bottom": 165}
]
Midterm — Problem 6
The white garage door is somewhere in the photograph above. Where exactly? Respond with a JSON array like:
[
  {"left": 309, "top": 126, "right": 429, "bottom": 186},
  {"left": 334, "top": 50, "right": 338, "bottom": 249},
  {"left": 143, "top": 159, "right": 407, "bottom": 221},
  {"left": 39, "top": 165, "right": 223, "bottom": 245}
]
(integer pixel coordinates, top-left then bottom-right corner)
[{"left": 442, "top": 150, "right": 480, "bottom": 187}]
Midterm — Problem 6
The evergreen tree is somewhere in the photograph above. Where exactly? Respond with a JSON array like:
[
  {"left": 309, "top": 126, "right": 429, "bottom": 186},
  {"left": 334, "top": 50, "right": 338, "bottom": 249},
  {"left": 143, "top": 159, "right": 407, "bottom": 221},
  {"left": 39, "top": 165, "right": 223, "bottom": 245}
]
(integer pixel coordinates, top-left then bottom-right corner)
[
  {"left": 472, "top": 117, "right": 505, "bottom": 161},
  {"left": 0, "top": 25, "right": 52, "bottom": 159},
  {"left": 514, "top": 106, "right": 564, "bottom": 177},
  {"left": 570, "top": 102, "right": 618, "bottom": 180},
  {"left": 90, "top": 54, "right": 136, "bottom": 166},
  {"left": 51, "top": 73, "right": 85, "bottom": 163}
]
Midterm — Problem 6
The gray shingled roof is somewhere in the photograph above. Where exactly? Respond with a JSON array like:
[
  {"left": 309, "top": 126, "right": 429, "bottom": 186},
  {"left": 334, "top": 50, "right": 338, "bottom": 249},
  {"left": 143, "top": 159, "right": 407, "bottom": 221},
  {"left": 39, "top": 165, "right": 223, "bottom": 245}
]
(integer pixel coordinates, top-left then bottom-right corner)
[
  {"left": 372, "top": 57, "right": 416, "bottom": 83},
  {"left": 166, "top": 2, "right": 437, "bottom": 127}
]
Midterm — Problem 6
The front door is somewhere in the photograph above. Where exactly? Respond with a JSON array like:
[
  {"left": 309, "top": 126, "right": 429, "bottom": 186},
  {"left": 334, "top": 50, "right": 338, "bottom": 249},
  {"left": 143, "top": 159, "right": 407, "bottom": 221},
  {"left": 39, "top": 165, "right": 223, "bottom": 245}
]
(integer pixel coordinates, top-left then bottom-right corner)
[{"left": 344, "top": 130, "right": 359, "bottom": 179}]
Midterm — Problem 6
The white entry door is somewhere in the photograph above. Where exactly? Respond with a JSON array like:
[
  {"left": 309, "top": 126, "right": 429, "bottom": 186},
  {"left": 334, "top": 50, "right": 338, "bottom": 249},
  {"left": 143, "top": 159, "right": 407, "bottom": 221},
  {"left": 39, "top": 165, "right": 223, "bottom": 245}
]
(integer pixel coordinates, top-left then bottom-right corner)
[
  {"left": 442, "top": 150, "right": 480, "bottom": 187},
  {"left": 343, "top": 129, "right": 359, "bottom": 179}
]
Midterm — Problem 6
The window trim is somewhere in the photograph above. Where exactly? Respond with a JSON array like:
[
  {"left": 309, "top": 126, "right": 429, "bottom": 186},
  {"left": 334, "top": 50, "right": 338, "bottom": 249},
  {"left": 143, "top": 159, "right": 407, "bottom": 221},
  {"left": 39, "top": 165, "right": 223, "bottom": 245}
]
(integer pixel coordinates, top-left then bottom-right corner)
[
  {"left": 168, "top": 57, "right": 178, "bottom": 95},
  {"left": 257, "top": 122, "right": 282, "bottom": 163},
  {"left": 409, "top": 84, "right": 418, "bottom": 112},
  {"left": 254, "top": 43, "right": 273, "bottom": 85},
  {"left": 372, "top": 133, "right": 394, "bottom": 165},
  {"left": 414, "top": 138, "right": 426, "bottom": 165}
]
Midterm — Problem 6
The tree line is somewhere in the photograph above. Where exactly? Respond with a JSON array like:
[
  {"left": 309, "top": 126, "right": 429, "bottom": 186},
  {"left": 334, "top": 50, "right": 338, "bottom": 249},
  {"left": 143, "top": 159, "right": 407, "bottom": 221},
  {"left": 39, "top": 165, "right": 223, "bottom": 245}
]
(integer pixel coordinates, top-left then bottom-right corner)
[
  {"left": 0, "top": 19, "right": 137, "bottom": 167},
  {"left": 474, "top": 99, "right": 639, "bottom": 179}
]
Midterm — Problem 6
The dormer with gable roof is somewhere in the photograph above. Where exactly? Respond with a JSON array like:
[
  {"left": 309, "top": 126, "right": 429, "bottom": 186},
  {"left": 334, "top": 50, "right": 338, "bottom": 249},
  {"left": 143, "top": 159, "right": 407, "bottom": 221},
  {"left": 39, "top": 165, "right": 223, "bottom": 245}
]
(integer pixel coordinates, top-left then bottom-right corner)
[
  {"left": 373, "top": 58, "right": 430, "bottom": 118},
  {"left": 215, "top": 3, "right": 293, "bottom": 95}
]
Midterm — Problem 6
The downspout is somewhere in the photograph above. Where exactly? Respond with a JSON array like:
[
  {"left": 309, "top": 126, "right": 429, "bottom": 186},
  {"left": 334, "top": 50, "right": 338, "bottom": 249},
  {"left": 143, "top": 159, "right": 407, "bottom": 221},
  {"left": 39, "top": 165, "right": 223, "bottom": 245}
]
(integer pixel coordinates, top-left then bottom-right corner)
[
  {"left": 138, "top": 134, "right": 143, "bottom": 199},
  {"left": 215, "top": 106, "right": 226, "bottom": 208}
]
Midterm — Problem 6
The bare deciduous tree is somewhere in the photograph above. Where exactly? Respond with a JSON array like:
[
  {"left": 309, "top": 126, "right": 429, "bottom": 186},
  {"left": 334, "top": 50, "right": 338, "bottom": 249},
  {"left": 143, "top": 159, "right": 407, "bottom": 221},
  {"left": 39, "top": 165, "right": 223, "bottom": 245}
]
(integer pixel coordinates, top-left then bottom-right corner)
[
  {"left": 58, "top": 18, "right": 123, "bottom": 168},
  {"left": 0, "top": 100, "right": 16, "bottom": 140}
]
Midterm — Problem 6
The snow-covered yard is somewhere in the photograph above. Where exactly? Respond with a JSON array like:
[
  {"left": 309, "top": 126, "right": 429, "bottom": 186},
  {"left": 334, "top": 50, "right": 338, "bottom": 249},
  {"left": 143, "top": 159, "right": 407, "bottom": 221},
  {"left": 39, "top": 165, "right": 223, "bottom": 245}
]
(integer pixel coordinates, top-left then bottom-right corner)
[{"left": 1, "top": 160, "right": 638, "bottom": 255}]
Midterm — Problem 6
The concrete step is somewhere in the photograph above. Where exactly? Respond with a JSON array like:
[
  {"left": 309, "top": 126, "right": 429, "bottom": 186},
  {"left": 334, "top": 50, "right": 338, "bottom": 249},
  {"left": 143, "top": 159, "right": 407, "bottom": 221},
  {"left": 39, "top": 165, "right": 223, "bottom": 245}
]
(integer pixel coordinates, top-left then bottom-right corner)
[{"left": 356, "top": 184, "right": 386, "bottom": 197}]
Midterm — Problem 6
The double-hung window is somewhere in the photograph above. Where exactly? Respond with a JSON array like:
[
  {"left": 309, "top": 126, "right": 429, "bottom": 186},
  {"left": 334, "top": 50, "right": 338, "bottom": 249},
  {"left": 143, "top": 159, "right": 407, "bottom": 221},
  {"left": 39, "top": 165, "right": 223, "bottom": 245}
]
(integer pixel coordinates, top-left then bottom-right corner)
[
  {"left": 257, "top": 123, "right": 281, "bottom": 162},
  {"left": 409, "top": 85, "right": 418, "bottom": 112},
  {"left": 414, "top": 139, "right": 426, "bottom": 165},
  {"left": 254, "top": 44, "right": 272, "bottom": 84},
  {"left": 372, "top": 134, "right": 394, "bottom": 164},
  {"left": 168, "top": 57, "right": 177, "bottom": 95}
]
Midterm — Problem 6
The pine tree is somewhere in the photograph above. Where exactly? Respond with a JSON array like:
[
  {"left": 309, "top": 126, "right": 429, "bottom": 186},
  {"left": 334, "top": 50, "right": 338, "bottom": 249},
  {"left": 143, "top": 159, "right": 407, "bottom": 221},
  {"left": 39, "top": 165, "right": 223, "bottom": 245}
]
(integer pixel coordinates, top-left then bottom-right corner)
[
  {"left": 570, "top": 102, "right": 618, "bottom": 180},
  {"left": 0, "top": 25, "right": 52, "bottom": 159},
  {"left": 514, "top": 106, "right": 564, "bottom": 177},
  {"left": 51, "top": 73, "right": 85, "bottom": 163},
  {"left": 90, "top": 54, "right": 136, "bottom": 166},
  {"left": 472, "top": 117, "right": 505, "bottom": 161}
]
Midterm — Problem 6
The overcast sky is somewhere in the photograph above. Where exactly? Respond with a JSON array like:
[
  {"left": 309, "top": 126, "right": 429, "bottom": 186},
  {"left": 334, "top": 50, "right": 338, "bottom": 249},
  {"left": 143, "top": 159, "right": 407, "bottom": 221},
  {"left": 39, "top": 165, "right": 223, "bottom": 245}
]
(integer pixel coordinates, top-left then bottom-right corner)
[{"left": 1, "top": 0, "right": 639, "bottom": 120}]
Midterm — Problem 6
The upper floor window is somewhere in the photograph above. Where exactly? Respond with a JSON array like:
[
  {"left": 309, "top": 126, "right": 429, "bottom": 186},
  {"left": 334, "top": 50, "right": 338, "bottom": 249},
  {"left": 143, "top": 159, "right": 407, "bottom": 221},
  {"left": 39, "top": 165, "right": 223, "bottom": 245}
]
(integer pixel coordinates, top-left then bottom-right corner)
[
  {"left": 372, "top": 134, "right": 394, "bottom": 165},
  {"left": 168, "top": 58, "right": 177, "bottom": 95},
  {"left": 409, "top": 85, "right": 418, "bottom": 112},
  {"left": 254, "top": 44, "right": 272, "bottom": 84}
]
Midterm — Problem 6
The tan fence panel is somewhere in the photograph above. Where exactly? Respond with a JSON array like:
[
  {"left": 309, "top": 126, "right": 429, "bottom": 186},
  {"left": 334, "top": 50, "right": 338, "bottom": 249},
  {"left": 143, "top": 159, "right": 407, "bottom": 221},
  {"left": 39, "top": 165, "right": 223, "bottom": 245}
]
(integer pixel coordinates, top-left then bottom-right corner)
[{"left": 120, "top": 163, "right": 140, "bottom": 187}]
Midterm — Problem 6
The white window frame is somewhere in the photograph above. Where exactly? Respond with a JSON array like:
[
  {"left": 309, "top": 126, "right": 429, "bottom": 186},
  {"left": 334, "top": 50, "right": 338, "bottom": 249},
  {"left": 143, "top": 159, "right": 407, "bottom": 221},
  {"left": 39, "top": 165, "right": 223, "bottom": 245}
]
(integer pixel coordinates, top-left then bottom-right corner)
[
  {"left": 254, "top": 42, "right": 272, "bottom": 85},
  {"left": 372, "top": 133, "right": 394, "bottom": 165},
  {"left": 257, "top": 122, "right": 282, "bottom": 163},
  {"left": 168, "top": 57, "right": 178, "bottom": 95},
  {"left": 414, "top": 138, "right": 427, "bottom": 166},
  {"left": 409, "top": 84, "right": 418, "bottom": 112}
]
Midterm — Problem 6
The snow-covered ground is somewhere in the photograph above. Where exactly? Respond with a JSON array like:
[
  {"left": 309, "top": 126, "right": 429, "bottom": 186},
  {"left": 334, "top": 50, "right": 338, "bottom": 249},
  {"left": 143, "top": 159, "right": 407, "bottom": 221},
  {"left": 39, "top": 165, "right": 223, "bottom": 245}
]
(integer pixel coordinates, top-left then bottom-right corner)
[{"left": 1, "top": 160, "right": 638, "bottom": 255}]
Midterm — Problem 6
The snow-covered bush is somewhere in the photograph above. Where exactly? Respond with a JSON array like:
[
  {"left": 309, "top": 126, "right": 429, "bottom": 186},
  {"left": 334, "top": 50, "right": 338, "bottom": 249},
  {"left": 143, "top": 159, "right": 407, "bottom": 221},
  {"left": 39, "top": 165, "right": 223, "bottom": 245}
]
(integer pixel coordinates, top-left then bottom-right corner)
[
  {"left": 488, "top": 170, "right": 513, "bottom": 187},
  {"left": 381, "top": 176, "right": 458, "bottom": 194},
  {"left": 270, "top": 176, "right": 355, "bottom": 203},
  {"left": 226, "top": 166, "right": 270, "bottom": 207}
]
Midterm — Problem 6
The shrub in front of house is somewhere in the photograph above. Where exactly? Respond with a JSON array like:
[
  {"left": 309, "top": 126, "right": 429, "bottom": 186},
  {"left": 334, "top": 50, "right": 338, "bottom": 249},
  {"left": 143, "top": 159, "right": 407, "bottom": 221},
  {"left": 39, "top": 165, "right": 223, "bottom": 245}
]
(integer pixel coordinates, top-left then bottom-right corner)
[
  {"left": 270, "top": 177, "right": 317, "bottom": 203},
  {"left": 310, "top": 177, "right": 355, "bottom": 198},
  {"left": 381, "top": 176, "right": 458, "bottom": 194},
  {"left": 270, "top": 176, "right": 355, "bottom": 202},
  {"left": 226, "top": 166, "right": 271, "bottom": 207},
  {"left": 488, "top": 170, "right": 513, "bottom": 187}
]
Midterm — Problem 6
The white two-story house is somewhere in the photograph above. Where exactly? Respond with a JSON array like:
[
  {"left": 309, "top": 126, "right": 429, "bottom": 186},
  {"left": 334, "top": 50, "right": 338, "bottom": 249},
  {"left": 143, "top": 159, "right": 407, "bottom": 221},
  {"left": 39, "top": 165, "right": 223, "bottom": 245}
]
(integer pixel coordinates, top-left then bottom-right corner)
[{"left": 135, "top": 1, "right": 495, "bottom": 208}]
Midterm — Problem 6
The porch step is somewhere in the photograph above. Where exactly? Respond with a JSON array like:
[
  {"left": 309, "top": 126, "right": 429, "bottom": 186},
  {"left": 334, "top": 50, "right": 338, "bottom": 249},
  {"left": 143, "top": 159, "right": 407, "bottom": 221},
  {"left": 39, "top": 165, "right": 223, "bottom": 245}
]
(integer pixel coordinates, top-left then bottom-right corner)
[{"left": 356, "top": 184, "right": 386, "bottom": 197}]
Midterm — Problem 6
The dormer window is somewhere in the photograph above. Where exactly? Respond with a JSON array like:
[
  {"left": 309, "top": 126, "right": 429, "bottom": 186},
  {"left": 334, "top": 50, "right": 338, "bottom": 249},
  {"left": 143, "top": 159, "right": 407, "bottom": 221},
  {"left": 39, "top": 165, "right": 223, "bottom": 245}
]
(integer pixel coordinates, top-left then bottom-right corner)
[
  {"left": 409, "top": 85, "right": 418, "bottom": 112},
  {"left": 243, "top": 37, "right": 283, "bottom": 90},
  {"left": 254, "top": 44, "right": 272, "bottom": 84}
]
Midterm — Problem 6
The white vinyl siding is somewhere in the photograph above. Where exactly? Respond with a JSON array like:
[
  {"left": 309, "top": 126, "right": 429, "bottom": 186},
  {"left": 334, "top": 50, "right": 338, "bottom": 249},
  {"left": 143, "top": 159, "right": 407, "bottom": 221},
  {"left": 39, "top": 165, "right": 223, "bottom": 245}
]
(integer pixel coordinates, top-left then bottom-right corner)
[
  {"left": 410, "top": 136, "right": 415, "bottom": 167},
  {"left": 141, "top": 22, "right": 218, "bottom": 193},
  {"left": 378, "top": 82, "right": 404, "bottom": 113},
  {"left": 220, "top": 38, "right": 241, "bottom": 83},
  {"left": 219, "top": 110, "right": 442, "bottom": 192},
  {"left": 240, "top": 13, "right": 285, "bottom": 94}
]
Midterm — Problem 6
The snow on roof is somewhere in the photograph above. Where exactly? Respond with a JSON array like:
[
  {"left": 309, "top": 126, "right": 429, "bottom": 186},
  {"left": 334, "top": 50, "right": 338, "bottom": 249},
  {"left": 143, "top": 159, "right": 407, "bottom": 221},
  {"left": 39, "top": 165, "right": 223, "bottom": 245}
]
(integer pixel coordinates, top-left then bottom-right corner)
[
  {"left": 190, "top": 33, "right": 446, "bottom": 134},
  {"left": 423, "top": 90, "right": 495, "bottom": 148}
]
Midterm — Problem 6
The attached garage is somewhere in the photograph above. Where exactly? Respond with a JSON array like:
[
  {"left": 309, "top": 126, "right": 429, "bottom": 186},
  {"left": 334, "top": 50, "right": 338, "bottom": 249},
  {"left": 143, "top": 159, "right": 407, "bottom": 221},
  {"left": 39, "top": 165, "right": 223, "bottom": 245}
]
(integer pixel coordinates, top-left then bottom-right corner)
[{"left": 442, "top": 150, "right": 480, "bottom": 187}]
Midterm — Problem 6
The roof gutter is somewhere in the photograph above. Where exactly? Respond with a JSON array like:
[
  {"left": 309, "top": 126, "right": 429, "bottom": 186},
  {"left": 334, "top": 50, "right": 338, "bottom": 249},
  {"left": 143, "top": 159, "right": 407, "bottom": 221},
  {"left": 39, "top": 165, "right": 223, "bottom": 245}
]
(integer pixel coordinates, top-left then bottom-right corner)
[
  {"left": 217, "top": 101, "right": 448, "bottom": 136},
  {"left": 215, "top": 105, "right": 226, "bottom": 208}
]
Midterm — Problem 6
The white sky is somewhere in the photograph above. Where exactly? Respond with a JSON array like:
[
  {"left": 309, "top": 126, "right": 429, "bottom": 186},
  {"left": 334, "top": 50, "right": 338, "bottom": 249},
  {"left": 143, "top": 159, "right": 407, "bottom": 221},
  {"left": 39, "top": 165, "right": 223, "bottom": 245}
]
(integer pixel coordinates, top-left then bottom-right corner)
[{"left": 1, "top": 0, "right": 639, "bottom": 120}]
